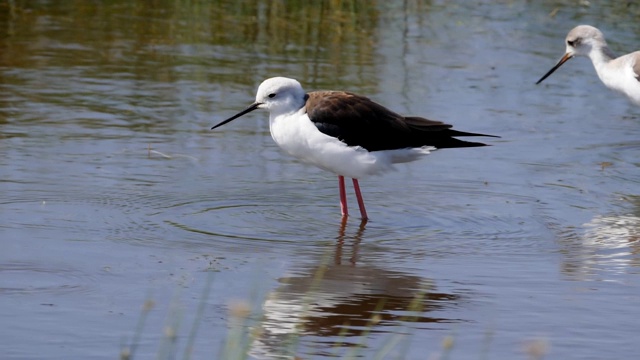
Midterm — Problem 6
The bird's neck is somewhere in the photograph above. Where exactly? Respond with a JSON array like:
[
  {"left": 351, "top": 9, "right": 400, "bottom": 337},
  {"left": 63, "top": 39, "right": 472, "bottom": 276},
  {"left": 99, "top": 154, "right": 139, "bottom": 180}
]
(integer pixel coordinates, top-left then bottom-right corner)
[
  {"left": 589, "top": 45, "right": 620, "bottom": 88},
  {"left": 589, "top": 45, "right": 616, "bottom": 66},
  {"left": 269, "top": 106, "right": 305, "bottom": 126}
]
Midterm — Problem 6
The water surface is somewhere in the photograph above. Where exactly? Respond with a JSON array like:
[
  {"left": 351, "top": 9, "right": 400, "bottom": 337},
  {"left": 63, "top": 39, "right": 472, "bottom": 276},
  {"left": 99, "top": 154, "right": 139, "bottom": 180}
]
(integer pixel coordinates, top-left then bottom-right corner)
[{"left": 2, "top": 1, "right": 640, "bottom": 359}]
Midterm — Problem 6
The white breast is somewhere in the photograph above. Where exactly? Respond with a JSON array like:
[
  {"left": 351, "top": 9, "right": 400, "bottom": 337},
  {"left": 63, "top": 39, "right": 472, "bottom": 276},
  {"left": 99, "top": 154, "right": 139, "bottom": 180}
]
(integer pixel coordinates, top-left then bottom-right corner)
[{"left": 596, "top": 54, "right": 640, "bottom": 106}]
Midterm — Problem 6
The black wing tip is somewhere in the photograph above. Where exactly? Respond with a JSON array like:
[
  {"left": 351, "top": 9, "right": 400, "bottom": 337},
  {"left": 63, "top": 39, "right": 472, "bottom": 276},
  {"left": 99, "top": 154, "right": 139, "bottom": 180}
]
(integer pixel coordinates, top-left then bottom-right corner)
[
  {"left": 436, "top": 132, "right": 501, "bottom": 148},
  {"left": 449, "top": 130, "right": 501, "bottom": 139},
  {"left": 455, "top": 141, "right": 491, "bottom": 148},
  {"left": 469, "top": 133, "right": 500, "bottom": 138}
]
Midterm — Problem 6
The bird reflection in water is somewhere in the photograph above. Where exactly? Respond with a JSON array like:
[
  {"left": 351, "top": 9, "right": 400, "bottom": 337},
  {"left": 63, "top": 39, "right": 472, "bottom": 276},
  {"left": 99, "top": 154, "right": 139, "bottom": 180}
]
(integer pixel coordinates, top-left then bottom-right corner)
[
  {"left": 248, "top": 218, "right": 465, "bottom": 358},
  {"left": 559, "top": 209, "right": 640, "bottom": 280}
]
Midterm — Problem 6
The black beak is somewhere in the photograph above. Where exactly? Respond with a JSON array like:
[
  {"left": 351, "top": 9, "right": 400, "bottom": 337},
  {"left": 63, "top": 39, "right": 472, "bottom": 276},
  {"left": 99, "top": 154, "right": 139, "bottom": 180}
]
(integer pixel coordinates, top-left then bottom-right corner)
[
  {"left": 211, "top": 102, "right": 262, "bottom": 130},
  {"left": 536, "top": 53, "right": 573, "bottom": 85}
]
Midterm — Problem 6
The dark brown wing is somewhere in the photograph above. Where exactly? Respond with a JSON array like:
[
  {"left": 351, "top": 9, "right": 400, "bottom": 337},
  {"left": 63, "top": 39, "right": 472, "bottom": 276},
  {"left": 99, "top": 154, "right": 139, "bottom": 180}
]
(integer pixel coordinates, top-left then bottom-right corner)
[{"left": 305, "top": 91, "right": 497, "bottom": 151}]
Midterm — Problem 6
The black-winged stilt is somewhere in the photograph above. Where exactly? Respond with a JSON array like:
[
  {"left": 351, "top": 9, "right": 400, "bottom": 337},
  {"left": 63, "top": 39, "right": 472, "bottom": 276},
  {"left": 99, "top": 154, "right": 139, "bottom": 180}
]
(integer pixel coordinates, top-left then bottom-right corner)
[
  {"left": 212, "top": 77, "right": 498, "bottom": 220},
  {"left": 536, "top": 25, "right": 640, "bottom": 106}
]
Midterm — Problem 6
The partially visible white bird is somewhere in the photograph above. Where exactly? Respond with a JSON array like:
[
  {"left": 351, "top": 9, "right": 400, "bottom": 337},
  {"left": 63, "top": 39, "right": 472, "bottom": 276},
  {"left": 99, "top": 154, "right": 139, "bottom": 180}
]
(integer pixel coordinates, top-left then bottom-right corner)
[
  {"left": 212, "top": 77, "right": 498, "bottom": 220},
  {"left": 536, "top": 25, "right": 640, "bottom": 106}
]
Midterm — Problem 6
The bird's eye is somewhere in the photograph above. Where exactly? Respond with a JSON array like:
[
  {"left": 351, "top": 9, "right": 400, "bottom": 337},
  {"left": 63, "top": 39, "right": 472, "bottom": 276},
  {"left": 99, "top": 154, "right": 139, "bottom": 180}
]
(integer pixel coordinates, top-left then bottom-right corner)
[
  {"left": 567, "top": 39, "right": 579, "bottom": 47},
  {"left": 268, "top": 93, "right": 276, "bottom": 98}
]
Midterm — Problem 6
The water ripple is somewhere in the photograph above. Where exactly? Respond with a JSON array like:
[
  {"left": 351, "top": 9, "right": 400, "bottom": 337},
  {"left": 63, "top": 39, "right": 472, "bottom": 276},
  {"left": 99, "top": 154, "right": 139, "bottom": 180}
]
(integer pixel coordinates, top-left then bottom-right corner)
[{"left": 0, "top": 262, "right": 96, "bottom": 296}]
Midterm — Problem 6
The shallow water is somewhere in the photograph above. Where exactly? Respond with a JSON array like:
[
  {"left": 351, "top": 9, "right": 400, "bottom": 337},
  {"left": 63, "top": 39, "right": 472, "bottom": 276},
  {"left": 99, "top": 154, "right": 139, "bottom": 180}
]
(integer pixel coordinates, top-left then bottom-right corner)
[{"left": 2, "top": 1, "right": 640, "bottom": 359}]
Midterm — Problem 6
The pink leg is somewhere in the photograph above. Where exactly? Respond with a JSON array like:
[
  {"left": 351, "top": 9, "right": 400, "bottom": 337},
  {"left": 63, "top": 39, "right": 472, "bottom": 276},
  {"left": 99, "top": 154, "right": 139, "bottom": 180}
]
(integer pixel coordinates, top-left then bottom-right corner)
[
  {"left": 338, "top": 176, "right": 348, "bottom": 217},
  {"left": 352, "top": 178, "right": 368, "bottom": 220}
]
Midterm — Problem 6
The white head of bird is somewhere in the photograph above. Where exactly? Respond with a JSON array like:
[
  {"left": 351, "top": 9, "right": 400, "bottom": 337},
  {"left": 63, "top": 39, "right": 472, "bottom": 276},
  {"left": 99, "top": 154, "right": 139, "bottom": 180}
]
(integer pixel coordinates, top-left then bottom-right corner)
[
  {"left": 563, "top": 25, "right": 614, "bottom": 60},
  {"left": 254, "top": 77, "right": 307, "bottom": 115},
  {"left": 210, "top": 77, "right": 307, "bottom": 130},
  {"left": 536, "top": 25, "right": 615, "bottom": 85}
]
